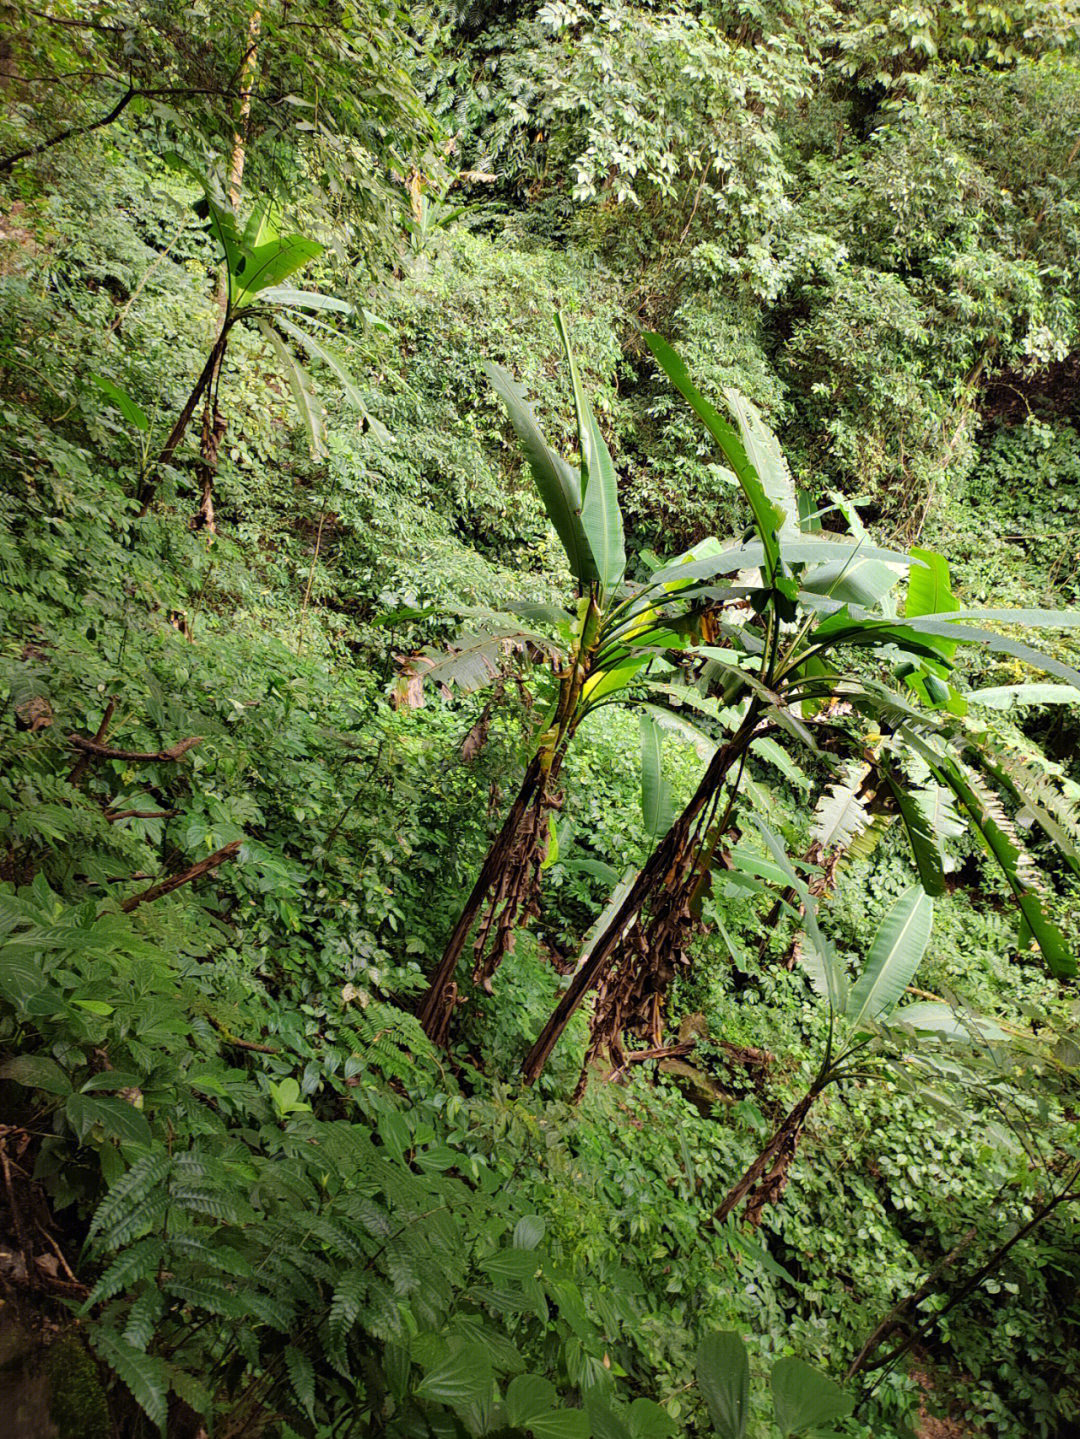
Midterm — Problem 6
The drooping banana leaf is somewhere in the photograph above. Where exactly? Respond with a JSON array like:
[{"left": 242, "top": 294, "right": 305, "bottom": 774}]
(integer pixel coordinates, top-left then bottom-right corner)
[
  {"left": 639, "top": 714, "right": 674, "bottom": 838},
  {"left": 259, "top": 320, "right": 327, "bottom": 461},
  {"left": 933, "top": 755, "right": 1075, "bottom": 977}
]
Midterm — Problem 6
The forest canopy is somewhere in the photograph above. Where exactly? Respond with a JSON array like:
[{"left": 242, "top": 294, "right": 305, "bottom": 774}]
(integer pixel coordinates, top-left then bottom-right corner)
[{"left": 3, "top": 4, "right": 1080, "bottom": 1438}]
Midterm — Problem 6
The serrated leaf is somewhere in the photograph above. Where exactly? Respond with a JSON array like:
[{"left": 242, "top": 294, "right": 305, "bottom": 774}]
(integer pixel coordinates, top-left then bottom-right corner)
[
  {"left": 91, "top": 1327, "right": 168, "bottom": 1430},
  {"left": 285, "top": 1345, "right": 316, "bottom": 1419}
]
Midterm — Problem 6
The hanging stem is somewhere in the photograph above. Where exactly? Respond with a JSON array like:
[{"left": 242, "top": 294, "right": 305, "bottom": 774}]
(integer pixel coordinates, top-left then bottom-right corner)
[{"left": 521, "top": 704, "right": 762, "bottom": 1084}]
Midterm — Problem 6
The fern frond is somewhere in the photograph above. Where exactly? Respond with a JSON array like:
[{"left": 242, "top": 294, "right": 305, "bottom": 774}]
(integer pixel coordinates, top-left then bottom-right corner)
[
  {"left": 329, "top": 1268, "right": 367, "bottom": 1341},
  {"left": 284, "top": 1345, "right": 317, "bottom": 1419},
  {"left": 123, "top": 1284, "right": 165, "bottom": 1352},
  {"left": 87, "top": 1154, "right": 172, "bottom": 1248},
  {"left": 90, "top": 1327, "right": 169, "bottom": 1430},
  {"left": 812, "top": 762, "right": 871, "bottom": 851}
]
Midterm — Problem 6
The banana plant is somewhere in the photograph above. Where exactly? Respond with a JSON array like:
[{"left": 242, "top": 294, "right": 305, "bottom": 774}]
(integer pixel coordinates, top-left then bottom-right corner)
[
  {"left": 521, "top": 334, "right": 1080, "bottom": 1087},
  {"left": 715, "top": 826, "right": 937, "bottom": 1225},
  {"left": 415, "top": 315, "right": 743, "bottom": 1042},
  {"left": 138, "top": 158, "right": 368, "bottom": 513}
]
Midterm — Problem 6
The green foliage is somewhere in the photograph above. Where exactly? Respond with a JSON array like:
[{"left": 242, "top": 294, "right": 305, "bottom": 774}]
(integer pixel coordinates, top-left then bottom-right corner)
[{"left": 3, "top": 8, "right": 1080, "bottom": 1439}]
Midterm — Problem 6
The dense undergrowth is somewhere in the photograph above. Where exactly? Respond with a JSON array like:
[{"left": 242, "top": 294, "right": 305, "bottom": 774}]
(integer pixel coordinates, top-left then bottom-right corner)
[{"left": 3, "top": 5, "right": 1080, "bottom": 1439}]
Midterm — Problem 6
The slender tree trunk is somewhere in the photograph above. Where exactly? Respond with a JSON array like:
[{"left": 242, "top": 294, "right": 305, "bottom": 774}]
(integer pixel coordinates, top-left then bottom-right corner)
[
  {"left": 847, "top": 1172, "right": 1080, "bottom": 1379},
  {"left": 715, "top": 1084, "right": 821, "bottom": 1225},
  {"left": 844, "top": 1224, "right": 979, "bottom": 1380},
  {"left": 138, "top": 320, "right": 233, "bottom": 513},
  {"left": 522, "top": 720, "right": 757, "bottom": 1085},
  {"left": 417, "top": 755, "right": 544, "bottom": 1039}
]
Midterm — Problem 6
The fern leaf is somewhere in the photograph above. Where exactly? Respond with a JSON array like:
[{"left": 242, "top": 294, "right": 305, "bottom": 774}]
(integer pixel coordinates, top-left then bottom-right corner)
[
  {"left": 165, "top": 1365, "right": 214, "bottom": 1419},
  {"left": 84, "top": 1238, "right": 164, "bottom": 1309},
  {"left": 164, "top": 1276, "right": 249, "bottom": 1319},
  {"left": 243, "top": 1288, "right": 297, "bottom": 1332},
  {"left": 95, "top": 1190, "right": 171, "bottom": 1253},
  {"left": 87, "top": 1153, "right": 172, "bottom": 1248},
  {"left": 329, "top": 1268, "right": 367, "bottom": 1341},
  {"left": 91, "top": 1327, "right": 169, "bottom": 1430},
  {"left": 123, "top": 1285, "right": 165, "bottom": 1352},
  {"left": 284, "top": 1345, "right": 317, "bottom": 1419},
  {"left": 812, "top": 762, "right": 871, "bottom": 851}
]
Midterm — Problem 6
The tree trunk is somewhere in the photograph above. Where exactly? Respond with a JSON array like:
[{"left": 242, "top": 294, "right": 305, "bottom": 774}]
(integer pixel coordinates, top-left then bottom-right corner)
[
  {"left": 417, "top": 754, "right": 544, "bottom": 1040},
  {"left": 522, "top": 722, "right": 756, "bottom": 1085},
  {"left": 715, "top": 1085, "right": 821, "bottom": 1225}
]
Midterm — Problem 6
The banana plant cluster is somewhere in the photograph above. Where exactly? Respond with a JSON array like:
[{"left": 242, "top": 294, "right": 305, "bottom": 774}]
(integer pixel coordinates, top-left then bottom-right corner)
[
  {"left": 416, "top": 316, "right": 737, "bottom": 1041},
  {"left": 518, "top": 332, "right": 1080, "bottom": 1087}
]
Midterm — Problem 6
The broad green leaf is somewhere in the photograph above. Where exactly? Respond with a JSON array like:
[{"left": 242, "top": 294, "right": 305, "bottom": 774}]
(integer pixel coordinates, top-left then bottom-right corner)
[
  {"left": 91, "top": 374, "right": 150, "bottom": 432},
  {"left": 507, "top": 1374, "right": 558, "bottom": 1425},
  {"left": 770, "top": 1357, "right": 853, "bottom": 1436},
  {"left": 906, "top": 547, "right": 957, "bottom": 618},
  {"left": 723, "top": 389, "right": 798, "bottom": 533},
  {"left": 414, "top": 1343, "right": 493, "bottom": 1408},
  {"left": 257, "top": 285, "right": 352, "bottom": 313},
  {"left": 259, "top": 320, "right": 327, "bottom": 461},
  {"left": 531, "top": 1412, "right": 591, "bottom": 1439},
  {"left": 968, "top": 684, "right": 1080, "bottom": 709},
  {"left": 0, "top": 1054, "right": 72, "bottom": 1095},
  {"left": 639, "top": 714, "right": 674, "bottom": 838},
  {"left": 513, "top": 1214, "right": 546, "bottom": 1250},
  {"left": 887, "top": 1001, "right": 1009, "bottom": 1042},
  {"left": 234, "top": 235, "right": 323, "bottom": 302},
  {"left": 696, "top": 1331, "right": 749, "bottom": 1439},
  {"left": 644, "top": 334, "right": 783, "bottom": 582},
  {"left": 241, "top": 195, "right": 278, "bottom": 248},
  {"left": 485, "top": 361, "right": 598, "bottom": 584},
  {"left": 848, "top": 886, "right": 934, "bottom": 1028},
  {"left": 882, "top": 766, "right": 947, "bottom": 897},
  {"left": 651, "top": 540, "right": 913, "bottom": 590},
  {"left": 801, "top": 551, "right": 904, "bottom": 607},
  {"left": 627, "top": 1399, "right": 677, "bottom": 1439},
  {"left": 66, "top": 1093, "right": 152, "bottom": 1149},
  {"left": 900, "top": 618, "right": 1080, "bottom": 690},
  {"left": 557, "top": 312, "right": 625, "bottom": 595},
  {"left": 582, "top": 654, "right": 647, "bottom": 706}
]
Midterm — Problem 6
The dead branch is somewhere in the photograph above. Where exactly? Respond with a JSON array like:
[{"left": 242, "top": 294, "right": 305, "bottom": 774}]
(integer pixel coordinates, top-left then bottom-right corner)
[
  {"left": 67, "top": 697, "right": 115, "bottom": 784},
  {"left": 120, "top": 840, "right": 241, "bottom": 912},
  {"left": 69, "top": 733, "right": 202, "bottom": 763}
]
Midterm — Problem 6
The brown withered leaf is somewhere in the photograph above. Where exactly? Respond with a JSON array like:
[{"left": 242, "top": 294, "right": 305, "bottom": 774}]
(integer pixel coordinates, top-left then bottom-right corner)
[{"left": 14, "top": 695, "right": 52, "bottom": 732}]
